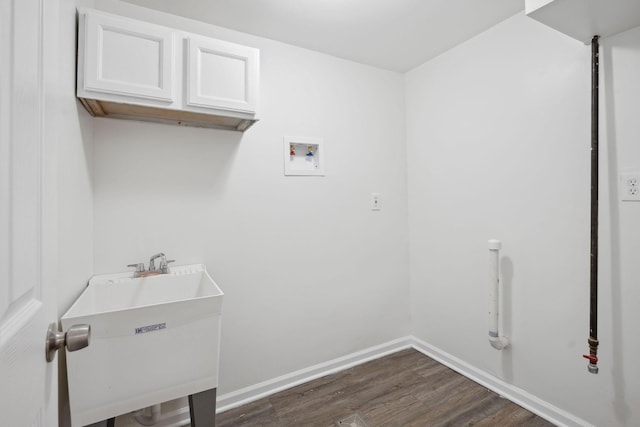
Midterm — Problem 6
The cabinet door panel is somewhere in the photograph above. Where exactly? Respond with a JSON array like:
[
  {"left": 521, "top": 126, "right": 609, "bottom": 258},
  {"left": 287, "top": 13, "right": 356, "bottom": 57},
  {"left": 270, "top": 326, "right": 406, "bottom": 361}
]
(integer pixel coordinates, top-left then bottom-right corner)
[
  {"left": 186, "top": 36, "right": 258, "bottom": 113},
  {"left": 82, "top": 12, "right": 175, "bottom": 102}
]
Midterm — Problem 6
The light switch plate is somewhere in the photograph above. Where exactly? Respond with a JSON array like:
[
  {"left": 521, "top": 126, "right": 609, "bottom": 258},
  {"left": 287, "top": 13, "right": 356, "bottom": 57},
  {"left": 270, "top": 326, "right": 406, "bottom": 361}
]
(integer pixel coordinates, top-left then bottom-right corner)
[{"left": 371, "top": 193, "right": 381, "bottom": 211}]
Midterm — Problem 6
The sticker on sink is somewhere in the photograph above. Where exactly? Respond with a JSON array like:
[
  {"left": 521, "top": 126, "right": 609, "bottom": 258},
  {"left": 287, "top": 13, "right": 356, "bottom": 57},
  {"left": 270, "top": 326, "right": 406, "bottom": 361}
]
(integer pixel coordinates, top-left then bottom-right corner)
[{"left": 135, "top": 322, "right": 166, "bottom": 334}]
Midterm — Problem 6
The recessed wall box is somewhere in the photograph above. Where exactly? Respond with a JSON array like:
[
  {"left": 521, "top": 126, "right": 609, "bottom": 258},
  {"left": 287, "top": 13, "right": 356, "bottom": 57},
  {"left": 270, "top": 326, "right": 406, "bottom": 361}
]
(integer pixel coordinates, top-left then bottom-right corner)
[{"left": 283, "top": 136, "right": 324, "bottom": 176}]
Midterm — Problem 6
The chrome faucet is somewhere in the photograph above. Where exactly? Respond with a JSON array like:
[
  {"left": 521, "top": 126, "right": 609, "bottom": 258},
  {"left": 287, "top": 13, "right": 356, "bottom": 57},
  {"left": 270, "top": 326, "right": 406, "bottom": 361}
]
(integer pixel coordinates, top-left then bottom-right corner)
[
  {"left": 149, "top": 252, "right": 165, "bottom": 272},
  {"left": 127, "top": 253, "right": 175, "bottom": 277}
]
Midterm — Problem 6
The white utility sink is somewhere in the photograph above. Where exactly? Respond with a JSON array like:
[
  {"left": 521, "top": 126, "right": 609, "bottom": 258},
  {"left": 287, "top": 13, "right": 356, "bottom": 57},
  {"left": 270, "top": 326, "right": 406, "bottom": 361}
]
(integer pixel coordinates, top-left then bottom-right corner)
[{"left": 61, "top": 264, "right": 223, "bottom": 427}]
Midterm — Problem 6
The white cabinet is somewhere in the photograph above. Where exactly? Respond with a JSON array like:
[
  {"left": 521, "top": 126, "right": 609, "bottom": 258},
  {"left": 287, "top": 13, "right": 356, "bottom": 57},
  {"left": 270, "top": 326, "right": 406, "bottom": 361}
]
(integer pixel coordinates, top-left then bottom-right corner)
[
  {"left": 77, "top": 9, "right": 259, "bottom": 131},
  {"left": 82, "top": 11, "right": 176, "bottom": 103},
  {"left": 186, "top": 35, "right": 259, "bottom": 114}
]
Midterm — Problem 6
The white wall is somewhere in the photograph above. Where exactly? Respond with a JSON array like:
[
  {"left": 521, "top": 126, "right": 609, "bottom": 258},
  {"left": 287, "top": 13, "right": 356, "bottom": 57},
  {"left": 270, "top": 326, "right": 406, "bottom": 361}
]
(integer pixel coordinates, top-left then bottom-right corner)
[
  {"left": 56, "top": 1, "right": 640, "bottom": 425},
  {"left": 57, "top": 0, "right": 95, "bottom": 323},
  {"left": 87, "top": 1, "right": 411, "bottom": 395},
  {"left": 600, "top": 25, "right": 640, "bottom": 427},
  {"left": 56, "top": 0, "right": 95, "bottom": 425},
  {"left": 406, "top": 12, "right": 640, "bottom": 427}
]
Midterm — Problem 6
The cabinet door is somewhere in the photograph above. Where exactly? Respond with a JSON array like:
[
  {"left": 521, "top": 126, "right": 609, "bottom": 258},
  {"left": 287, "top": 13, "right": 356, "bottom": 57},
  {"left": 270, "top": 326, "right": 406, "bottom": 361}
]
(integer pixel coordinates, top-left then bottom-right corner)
[
  {"left": 186, "top": 35, "right": 259, "bottom": 114},
  {"left": 81, "top": 11, "right": 175, "bottom": 102}
]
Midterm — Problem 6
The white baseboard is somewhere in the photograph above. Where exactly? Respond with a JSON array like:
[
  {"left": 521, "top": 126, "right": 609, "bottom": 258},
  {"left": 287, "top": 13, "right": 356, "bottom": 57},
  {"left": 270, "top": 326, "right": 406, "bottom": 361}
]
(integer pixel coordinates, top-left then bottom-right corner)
[
  {"left": 216, "top": 336, "right": 414, "bottom": 412},
  {"left": 410, "top": 337, "right": 593, "bottom": 427},
  {"left": 142, "top": 335, "right": 591, "bottom": 427}
]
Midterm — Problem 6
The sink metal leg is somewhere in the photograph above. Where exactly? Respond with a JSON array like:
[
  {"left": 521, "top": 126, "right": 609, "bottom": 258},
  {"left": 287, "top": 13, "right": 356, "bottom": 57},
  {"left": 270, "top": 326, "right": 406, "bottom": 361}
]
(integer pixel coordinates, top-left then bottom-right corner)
[
  {"left": 189, "top": 388, "right": 217, "bottom": 427},
  {"left": 85, "top": 417, "right": 115, "bottom": 427}
]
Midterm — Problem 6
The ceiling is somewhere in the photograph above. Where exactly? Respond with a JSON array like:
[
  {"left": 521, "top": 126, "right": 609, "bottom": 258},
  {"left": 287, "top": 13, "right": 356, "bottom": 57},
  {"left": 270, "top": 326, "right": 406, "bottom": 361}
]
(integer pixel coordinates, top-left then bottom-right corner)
[{"left": 122, "top": 0, "right": 524, "bottom": 72}]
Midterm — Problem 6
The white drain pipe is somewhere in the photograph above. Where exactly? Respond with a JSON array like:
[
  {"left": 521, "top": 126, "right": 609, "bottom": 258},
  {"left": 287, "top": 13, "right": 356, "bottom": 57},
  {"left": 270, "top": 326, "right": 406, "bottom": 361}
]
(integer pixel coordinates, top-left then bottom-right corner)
[
  {"left": 134, "top": 404, "right": 161, "bottom": 426},
  {"left": 488, "top": 240, "right": 509, "bottom": 350}
]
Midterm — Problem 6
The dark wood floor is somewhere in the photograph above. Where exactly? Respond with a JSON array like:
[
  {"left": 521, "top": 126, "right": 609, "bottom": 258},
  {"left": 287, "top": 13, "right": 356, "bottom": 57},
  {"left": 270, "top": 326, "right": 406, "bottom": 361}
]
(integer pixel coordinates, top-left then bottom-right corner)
[{"left": 216, "top": 349, "right": 555, "bottom": 427}]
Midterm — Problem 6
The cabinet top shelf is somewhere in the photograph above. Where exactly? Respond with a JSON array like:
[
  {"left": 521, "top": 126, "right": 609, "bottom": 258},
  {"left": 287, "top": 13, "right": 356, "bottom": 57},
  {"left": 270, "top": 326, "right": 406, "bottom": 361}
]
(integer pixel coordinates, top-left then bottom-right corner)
[{"left": 526, "top": 0, "right": 640, "bottom": 44}]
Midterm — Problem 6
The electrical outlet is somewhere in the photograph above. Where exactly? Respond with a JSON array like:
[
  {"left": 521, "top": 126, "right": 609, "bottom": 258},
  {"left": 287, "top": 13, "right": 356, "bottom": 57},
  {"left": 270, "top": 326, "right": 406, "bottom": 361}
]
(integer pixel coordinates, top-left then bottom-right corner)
[
  {"left": 620, "top": 173, "right": 640, "bottom": 201},
  {"left": 371, "top": 193, "right": 381, "bottom": 211}
]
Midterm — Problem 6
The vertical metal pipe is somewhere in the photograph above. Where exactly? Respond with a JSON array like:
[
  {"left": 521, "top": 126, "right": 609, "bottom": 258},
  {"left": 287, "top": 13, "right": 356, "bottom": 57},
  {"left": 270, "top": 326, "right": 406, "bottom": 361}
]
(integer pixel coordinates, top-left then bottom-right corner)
[{"left": 585, "top": 35, "right": 600, "bottom": 374}]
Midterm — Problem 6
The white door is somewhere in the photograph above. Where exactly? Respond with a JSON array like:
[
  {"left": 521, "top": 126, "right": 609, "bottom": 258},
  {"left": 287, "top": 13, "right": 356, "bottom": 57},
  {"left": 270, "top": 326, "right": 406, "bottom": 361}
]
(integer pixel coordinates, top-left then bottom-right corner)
[{"left": 0, "top": 0, "right": 59, "bottom": 426}]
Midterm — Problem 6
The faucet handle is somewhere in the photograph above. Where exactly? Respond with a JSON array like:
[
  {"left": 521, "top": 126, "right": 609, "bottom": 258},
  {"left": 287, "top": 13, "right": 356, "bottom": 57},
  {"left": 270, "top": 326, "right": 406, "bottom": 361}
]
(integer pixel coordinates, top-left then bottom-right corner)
[
  {"left": 160, "top": 259, "right": 175, "bottom": 274},
  {"left": 127, "top": 263, "right": 145, "bottom": 272}
]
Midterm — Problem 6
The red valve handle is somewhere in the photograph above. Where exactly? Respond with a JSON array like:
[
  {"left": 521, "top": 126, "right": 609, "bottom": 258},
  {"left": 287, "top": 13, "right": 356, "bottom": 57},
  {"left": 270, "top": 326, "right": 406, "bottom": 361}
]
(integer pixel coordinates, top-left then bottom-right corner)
[{"left": 583, "top": 354, "right": 598, "bottom": 364}]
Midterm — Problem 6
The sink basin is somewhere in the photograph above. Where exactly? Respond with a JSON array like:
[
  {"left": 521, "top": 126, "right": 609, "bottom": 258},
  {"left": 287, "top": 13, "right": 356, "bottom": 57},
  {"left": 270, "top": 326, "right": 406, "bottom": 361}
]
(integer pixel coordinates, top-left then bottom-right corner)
[{"left": 61, "top": 264, "right": 223, "bottom": 427}]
